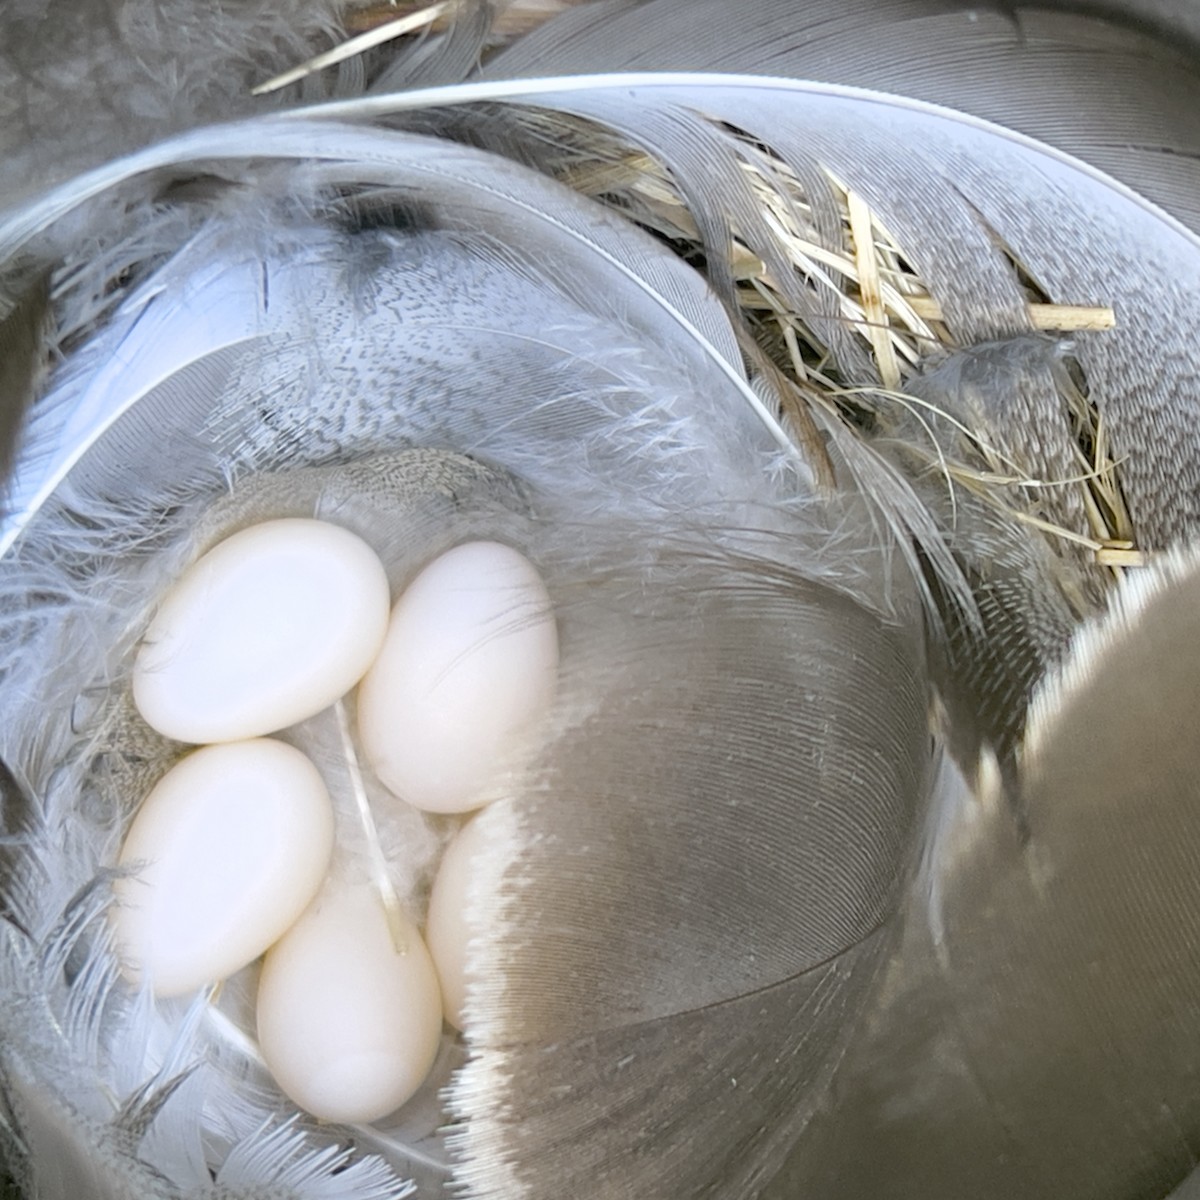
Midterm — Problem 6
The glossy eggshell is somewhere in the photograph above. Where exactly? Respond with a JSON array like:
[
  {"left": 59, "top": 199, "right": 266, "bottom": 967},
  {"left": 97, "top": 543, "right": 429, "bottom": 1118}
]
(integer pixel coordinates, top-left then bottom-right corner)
[
  {"left": 112, "top": 739, "right": 335, "bottom": 998},
  {"left": 425, "top": 814, "right": 494, "bottom": 1030},
  {"left": 133, "top": 518, "right": 391, "bottom": 743},
  {"left": 357, "top": 541, "right": 558, "bottom": 813},
  {"left": 256, "top": 886, "right": 444, "bottom": 1125}
]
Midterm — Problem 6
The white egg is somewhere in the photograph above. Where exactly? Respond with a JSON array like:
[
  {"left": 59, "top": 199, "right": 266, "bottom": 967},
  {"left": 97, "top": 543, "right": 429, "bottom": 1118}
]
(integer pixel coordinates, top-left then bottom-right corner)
[
  {"left": 112, "top": 739, "right": 335, "bottom": 998},
  {"left": 256, "top": 886, "right": 443, "bottom": 1125},
  {"left": 357, "top": 541, "right": 558, "bottom": 814},
  {"left": 425, "top": 814, "right": 495, "bottom": 1030},
  {"left": 133, "top": 518, "right": 391, "bottom": 743}
]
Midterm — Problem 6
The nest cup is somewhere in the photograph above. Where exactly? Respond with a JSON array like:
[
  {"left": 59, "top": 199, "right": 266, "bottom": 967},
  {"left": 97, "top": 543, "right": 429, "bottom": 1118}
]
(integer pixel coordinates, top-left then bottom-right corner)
[{"left": 0, "top": 112, "right": 822, "bottom": 1197}]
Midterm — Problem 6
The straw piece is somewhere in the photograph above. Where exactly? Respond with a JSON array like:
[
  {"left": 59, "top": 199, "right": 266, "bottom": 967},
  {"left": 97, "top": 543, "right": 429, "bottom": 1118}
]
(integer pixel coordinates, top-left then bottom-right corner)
[
  {"left": 535, "top": 114, "right": 1136, "bottom": 580},
  {"left": 847, "top": 189, "right": 901, "bottom": 390},
  {"left": 1011, "top": 510, "right": 1107, "bottom": 551},
  {"left": 1095, "top": 547, "right": 1148, "bottom": 567},
  {"left": 906, "top": 296, "right": 1116, "bottom": 332},
  {"left": 252, "top": 2, "right": 452, "bottom": 95},
  {"left": 346, "top": 0, "right": 580, "bottom": 38}
]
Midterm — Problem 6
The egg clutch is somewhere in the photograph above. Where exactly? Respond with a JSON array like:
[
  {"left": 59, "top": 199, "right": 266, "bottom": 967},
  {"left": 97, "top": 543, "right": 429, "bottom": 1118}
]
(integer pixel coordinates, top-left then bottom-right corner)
[{"left": 109, "top": 516, "right": 560, "bottom": 1125}]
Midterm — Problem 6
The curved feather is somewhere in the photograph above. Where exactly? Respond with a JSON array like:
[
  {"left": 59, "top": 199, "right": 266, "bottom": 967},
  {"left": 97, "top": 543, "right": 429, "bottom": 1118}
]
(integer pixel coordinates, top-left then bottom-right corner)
[
  {"left": 483, "top": 0, "right": 1200, "bottom": 232},
  {"left": 0, "top": 88, "right": 926, "bottom": 1198},
  {"left": 452, "top": 540, "right": 928, "bottom": 1198},
  {"left": 436, "top": 76, "right": 1200, "bottom": 541},
  {"left": 0, "top": 122, "right": 812, "bottom": 562},
  {"left": 1, "top": 118, "right": 833, "bottom": 556},
  {"left": 771, "top": 545, "right": 1200, "bottom": 1199},
  {"left": 287, "top": 72, "right": 1200, "bottom": 546},
  {"left": 288, "top": 71, "right": 1200, "bottom": 763}
]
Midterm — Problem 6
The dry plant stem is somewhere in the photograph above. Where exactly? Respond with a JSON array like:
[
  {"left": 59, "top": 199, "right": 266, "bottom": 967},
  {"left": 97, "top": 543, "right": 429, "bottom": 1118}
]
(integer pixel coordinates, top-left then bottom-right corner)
[
  {"left": 252, "top": 1, "right": 453, "bottom": 95},
  {"left": 749, "top": 203, "right": 939, "bottom": 358},
  {"left": 1087, "top": 417, "right": 1138, "bottom": 558},
  {"left": 1095, "top": 547, "right": 1147, "bottom": 567},
  {"left": 334, "top": 698, "right": 409, "bottom": 955},
  {"left": 847, "top": 189, "right": 902, "bottom": 390},
  {"left": 551, "top": 139, "right": 1115, "bottom": 366},
  {"left": 837, "top": 361, "right": 1145, "bottom": 574},
  {"left": 905, "top": 297, "right": 1116, "bottom": 332},
  {"left": 344, "top": 0, "right": 582, "bottom": 37},
  {"left": 1048, "top": 357, "right": 1141, "bottom": 577}
]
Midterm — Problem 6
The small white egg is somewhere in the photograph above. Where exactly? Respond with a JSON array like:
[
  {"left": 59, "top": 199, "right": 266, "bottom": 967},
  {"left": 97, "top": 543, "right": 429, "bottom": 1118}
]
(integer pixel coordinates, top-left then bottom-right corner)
[
  {"left": 425, "top": 814, "right": 495, "bottom": 1029},
  {"left": 112, "top": 739, "right": 335, "bottom": 998},
  {"left": 357, "top": 541, "right": 558, "bottom": 814},
  {"left": 133, "top": 518, "right": 391, "bottom": 743},
  {"left": 256, "top": 886, "right": 443, "bottom": 1125}
]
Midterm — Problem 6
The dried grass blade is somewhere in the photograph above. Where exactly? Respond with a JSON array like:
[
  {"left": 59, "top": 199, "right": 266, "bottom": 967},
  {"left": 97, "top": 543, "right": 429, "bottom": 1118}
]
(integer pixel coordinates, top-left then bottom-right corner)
[
  {"left": 252, "top": 2, "right": 453, "bottom": 96},
  {"left": 1095, "top": 547, "right": 1148, "bottom": 567},
  {"left": 907, "top": 296, "right": 1116, "bottom": 332},
  {"left": 847, "top": 189, "right": 901, "bottom": 390}
]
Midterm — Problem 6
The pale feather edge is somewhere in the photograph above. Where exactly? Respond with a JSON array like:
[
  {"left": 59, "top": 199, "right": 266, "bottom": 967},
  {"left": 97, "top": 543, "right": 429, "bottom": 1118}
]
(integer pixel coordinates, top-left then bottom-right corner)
[
  {"left": 443, "top": 796, "right": 531, "bottom": 1200},
  {"left": 1022, "top": 546, "right": 1200, "bottom": 773}
]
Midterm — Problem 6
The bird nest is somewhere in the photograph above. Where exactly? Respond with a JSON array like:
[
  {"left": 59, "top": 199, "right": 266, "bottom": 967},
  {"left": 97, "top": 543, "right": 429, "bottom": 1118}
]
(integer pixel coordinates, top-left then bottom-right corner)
[{"left": 0, "top": 6, "right": 1174, "bottom": 1198}]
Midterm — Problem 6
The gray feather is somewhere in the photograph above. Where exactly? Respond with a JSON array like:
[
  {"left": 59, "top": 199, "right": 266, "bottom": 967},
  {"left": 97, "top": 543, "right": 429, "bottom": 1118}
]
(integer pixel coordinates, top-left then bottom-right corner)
[
  {"left": 0, "top": 0, "right": 344, "bottom": 211},
  {"left": 323, "top": 74, "right": 1200, "bottom": 549},
  {"left": 453, "top": 544, "right": 928, "bottom": 1197},
  {"left": 882, "top": 338, "right": 1109, "bottom": 770},
  {"left": 769, "top": 548, "right": 1200, "bottom": 1199},
  {"left": 484, "top": 0, "right": 1200, "bottom": 232},
  {"left": 0, "top": 96, "right": 908, "bottom": 1196}
]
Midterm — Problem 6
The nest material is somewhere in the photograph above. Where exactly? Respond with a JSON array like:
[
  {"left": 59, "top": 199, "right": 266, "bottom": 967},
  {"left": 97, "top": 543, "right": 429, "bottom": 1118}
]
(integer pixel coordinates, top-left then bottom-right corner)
[
  {"left": 254, "top": 1, "right": 587, "bottom": 93},
  {"left": 553, "top": 134, "right": 1136, "bottom": 574},
  {"left": 171, "top": 0, "right": 1137, "bottom": 591}
]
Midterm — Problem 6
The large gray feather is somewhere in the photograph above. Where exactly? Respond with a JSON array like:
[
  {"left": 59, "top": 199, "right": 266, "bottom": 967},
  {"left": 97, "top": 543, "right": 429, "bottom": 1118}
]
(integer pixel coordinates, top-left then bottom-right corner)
[
  {"left": 325, "top": 73, "right": 1200, "bottom": 766},
  {"left": 484, "top": 0, "right": 1200, "bottom": 232},
  {"left": 453, "top": 553, "right": 927, "bottom": 1199},
  {"left": 767, "top": 549, "right": 1200, "bottom": 1199},
  {"left": 322, "top": 75, "right": 1200, "bottom": 540},
  {"left": 0, "top": 90, "right": 919, "bottom": 1197}
]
